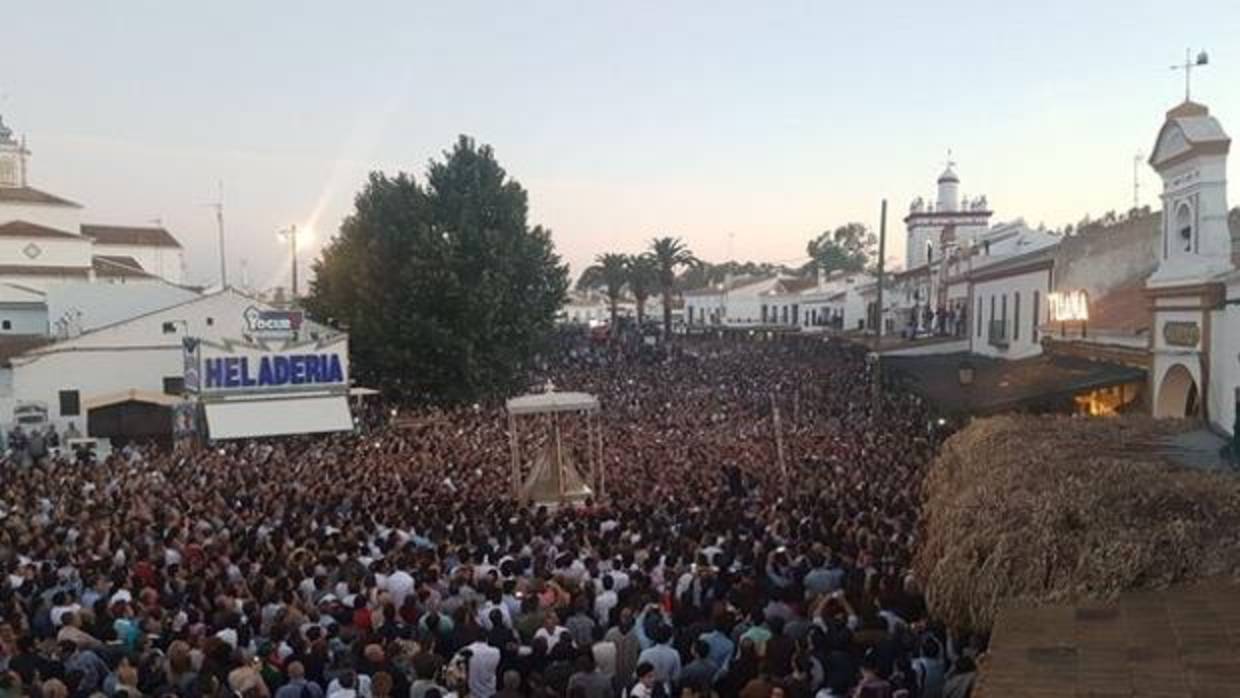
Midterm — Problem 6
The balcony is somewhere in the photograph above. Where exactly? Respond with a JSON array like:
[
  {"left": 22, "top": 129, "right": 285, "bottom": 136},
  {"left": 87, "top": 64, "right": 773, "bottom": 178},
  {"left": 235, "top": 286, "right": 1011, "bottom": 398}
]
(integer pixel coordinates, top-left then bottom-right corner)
[{"left": 988, "top": 319, "right": 1009, "bottom": 348}]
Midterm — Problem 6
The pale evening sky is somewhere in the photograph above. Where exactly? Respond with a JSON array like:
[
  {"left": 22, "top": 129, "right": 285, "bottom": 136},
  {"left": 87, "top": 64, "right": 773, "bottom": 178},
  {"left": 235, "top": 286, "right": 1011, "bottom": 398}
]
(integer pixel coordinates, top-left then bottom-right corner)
[{"left": 3, "top": 1, "right": 1239, "bottom": 288}]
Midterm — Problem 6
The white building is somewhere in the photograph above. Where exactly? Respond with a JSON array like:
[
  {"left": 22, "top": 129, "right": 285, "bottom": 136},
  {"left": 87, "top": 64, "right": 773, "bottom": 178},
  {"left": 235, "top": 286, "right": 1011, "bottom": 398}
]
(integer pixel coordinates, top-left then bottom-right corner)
[
  {"left": 0, "top": 112, "right": 186, "bottom": 291},
  {"left": 1, "top": 288, "right": 350, "bottom": 440},
  {"left": 905, "top": 163, "right": 992, "bottom": 269}
]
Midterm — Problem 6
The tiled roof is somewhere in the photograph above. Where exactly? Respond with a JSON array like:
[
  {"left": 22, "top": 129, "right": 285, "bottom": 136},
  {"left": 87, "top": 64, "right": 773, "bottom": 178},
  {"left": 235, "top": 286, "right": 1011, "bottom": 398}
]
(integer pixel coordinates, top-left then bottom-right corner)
[
  {"left": 81, "top": 224, "right": 182, "bottom": 249},
  {"left": 978, "top": 578, "right": 1240, "bottom": 698},
  {"left": 0, "top": 186, "right": 81, "bottom": 207},
  {"left": 0, "top": 220, "right": 81, "bottom": 240},
  {"left": 779, "top": 277, "right": 819, "bottom": 293},
  {"left": 91, "top": 255, "right": 152, "bottom": 278},
  {"left": 0, "top": 265, "right": 89, "bottom": 277}
]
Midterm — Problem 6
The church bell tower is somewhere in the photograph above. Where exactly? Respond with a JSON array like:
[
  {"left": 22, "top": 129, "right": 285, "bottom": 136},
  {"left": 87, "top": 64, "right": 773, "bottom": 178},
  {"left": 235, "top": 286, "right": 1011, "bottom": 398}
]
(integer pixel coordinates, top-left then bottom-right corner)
[{"left": 0, "top": 114, "right": 29, "bottom": 189}]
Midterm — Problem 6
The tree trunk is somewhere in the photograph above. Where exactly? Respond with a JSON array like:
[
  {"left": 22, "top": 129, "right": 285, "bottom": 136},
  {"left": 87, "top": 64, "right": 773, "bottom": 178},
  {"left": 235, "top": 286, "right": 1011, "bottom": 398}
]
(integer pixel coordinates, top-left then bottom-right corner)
[
  {"left": 662, "top": 288, "right": 673, "bottom": 338},
  {"left": 636, "top": 297, "right": 646, "bottom": 326},
  {"left": 609, "top": 296, "right": 619, "bottom": 335}
]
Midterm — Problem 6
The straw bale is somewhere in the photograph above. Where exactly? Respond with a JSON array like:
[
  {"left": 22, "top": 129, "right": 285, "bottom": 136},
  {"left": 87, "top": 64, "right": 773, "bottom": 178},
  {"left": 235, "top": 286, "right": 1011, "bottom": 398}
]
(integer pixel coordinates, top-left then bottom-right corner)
[{"left": 915, "top": 415, "right": 1240, "bottom": 632}]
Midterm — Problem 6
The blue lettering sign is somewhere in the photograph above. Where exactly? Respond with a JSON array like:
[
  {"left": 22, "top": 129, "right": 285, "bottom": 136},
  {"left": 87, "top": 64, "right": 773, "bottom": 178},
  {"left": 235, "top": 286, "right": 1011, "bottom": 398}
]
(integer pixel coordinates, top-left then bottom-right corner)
[
  {"left": 206, "top": 358, "right": 223, "bottom": 388},
  {"left": 225, "top": 357, "right": 241, "bottom": 388},
  {"left": 258, "top": 356, "right": 274, "bottom": 385},
  {"left": 273, "top": 356, "right": 290, "bottom": 384},
  {"left": 241, "top": 357, "right": 257, "bottom": 387},
  {"left": 204, "top": 352, "right": 345, "bottom": 390}
]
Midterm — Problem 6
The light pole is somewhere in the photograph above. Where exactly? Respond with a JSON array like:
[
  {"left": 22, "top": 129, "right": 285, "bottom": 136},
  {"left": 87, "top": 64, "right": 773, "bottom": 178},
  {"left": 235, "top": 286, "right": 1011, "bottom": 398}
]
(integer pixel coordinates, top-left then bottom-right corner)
[{"left": 278, "top": 224, "right": 298, "bottom": 300}]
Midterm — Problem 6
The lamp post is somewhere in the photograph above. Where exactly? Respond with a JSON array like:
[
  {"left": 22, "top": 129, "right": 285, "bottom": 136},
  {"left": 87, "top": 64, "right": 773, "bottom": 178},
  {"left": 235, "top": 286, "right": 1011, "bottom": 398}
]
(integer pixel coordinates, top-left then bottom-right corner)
[{"left": 278, "top": 224, "right": 299, "bottom": 300}]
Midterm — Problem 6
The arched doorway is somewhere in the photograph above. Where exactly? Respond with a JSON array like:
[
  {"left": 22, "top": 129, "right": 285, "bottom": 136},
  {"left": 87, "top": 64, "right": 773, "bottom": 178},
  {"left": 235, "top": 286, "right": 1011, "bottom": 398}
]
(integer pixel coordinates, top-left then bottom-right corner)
[{"left": 1156, "top": 363, "right": 1199, "bottom": 418}]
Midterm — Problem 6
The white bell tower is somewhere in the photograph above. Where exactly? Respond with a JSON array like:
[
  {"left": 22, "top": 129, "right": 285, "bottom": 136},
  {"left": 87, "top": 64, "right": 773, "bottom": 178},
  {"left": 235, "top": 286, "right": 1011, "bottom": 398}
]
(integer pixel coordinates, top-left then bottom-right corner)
[
  {"left": 1147, "top": 101, "right": 1232, "bottom": 285},
  {"left": 0, "top": 114, "right": 29, "bottom": 189}
]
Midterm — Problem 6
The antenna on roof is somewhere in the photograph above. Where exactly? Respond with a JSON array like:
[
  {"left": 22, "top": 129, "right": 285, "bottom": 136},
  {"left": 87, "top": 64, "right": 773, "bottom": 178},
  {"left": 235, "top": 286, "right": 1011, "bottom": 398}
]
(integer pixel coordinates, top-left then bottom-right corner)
[
  {"left": 1132, "top": 152, "right": 1143, "bottom": 210},
  {"left": 203, "top": 181, "right": 226, "bottom": 288}
]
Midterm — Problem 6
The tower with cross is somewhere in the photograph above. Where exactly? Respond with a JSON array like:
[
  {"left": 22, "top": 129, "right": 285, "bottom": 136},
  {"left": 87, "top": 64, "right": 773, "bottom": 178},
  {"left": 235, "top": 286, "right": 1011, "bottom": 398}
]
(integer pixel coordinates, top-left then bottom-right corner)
[
  {"left": 1170, "top": 49, "right": 1209, "bottom": 103},
  {"left": 0, "top": 112, "right": 30, "bottom": 188}
]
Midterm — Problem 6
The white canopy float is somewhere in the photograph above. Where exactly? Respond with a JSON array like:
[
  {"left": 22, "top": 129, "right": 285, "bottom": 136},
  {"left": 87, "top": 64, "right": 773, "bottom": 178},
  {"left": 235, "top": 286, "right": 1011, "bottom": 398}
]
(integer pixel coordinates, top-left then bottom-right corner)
[
  {"left": 505, "top": 391, "right": 599, "bottom": 416},
  {"left": 505, "top": 390, "right": 603, "bottom": 504}
]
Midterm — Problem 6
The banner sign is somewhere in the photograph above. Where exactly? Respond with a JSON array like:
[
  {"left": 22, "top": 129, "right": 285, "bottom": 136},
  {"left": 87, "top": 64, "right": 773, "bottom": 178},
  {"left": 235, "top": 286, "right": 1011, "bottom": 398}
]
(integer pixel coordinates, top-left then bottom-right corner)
[
  {"left": 183, "top": 337, "right": 201, "bottom": 393},
  {"left": 243, "top": 306, "right": 304, "bottom": 339},
  {"left": 188, "top": 335, "right": 349, "bottom": 396},
  {"left": 204, "top": 353, "right": 345, "bottom": 389}
]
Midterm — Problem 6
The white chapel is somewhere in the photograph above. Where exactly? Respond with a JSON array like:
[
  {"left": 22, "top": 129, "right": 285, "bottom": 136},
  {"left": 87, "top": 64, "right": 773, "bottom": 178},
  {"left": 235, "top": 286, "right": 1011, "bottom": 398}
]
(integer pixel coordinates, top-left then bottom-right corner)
[{"left": 0, "top": 112, "right": 186, "bottom": 291}]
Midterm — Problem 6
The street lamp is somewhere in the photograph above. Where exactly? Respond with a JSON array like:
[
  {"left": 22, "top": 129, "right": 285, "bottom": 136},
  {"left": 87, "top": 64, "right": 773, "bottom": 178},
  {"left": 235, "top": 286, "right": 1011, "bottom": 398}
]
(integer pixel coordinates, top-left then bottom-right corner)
[{"left": 278, "top": 225, "right": 299, "bottom": 300}]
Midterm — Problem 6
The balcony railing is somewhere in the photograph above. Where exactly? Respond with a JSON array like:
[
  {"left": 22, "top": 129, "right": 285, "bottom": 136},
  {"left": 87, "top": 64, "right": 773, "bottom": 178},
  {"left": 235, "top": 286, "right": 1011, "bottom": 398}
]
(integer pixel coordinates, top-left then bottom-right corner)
[{"left": 988, "top": 319, "right": 1009, "bottom": 348}]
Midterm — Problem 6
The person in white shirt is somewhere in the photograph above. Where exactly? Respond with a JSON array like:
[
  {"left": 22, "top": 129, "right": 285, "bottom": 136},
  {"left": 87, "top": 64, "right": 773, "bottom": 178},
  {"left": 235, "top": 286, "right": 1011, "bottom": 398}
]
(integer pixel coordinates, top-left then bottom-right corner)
[
  {"left": 462, "top": 640, "right": 501, "bottom": 698},
  {"left": 594, "top": 575, "right": 619, "bottom": 626},
  {"left": 385, "top": 569, "right": 415, "bottom": 609},
  {"left": 534, "top": 612, "right": 569, "bottom": 653}
]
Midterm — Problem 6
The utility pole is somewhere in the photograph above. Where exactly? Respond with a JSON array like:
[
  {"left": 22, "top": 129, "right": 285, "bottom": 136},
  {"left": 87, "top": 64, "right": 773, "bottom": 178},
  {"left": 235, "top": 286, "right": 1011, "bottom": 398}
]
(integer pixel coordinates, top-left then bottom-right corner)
[
  {"left": 280, "top": 224, "right": 299, "bottom": 299},
  {"left": 1133, "top": 152, "right": 1143, "bottom": 210},
  {"left": 872, "top": 199, "right": 888, "bottom": 417},
  {"left": 210, "top": 181, "right": 227, "bottom": 288}
]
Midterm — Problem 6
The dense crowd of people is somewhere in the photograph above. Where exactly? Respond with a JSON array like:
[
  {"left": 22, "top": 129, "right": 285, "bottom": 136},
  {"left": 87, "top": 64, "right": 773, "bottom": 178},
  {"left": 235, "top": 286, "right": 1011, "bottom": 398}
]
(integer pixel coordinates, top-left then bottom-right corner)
[{"left": 0, "top": 335, "right": 983, "bottom": 698}]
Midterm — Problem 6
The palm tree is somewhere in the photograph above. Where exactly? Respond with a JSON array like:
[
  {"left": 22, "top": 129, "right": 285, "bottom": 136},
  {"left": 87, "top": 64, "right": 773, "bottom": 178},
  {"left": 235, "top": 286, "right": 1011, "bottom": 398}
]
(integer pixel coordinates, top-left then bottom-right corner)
[
  {"left": 625, "top": 253, "right": 659, "bottom": 327},
  {"left": 576, "top": 252, "right": 629, "bottom": 330},
  {"left": 649, "top": 236, "right": 699, "bottom": 338}
]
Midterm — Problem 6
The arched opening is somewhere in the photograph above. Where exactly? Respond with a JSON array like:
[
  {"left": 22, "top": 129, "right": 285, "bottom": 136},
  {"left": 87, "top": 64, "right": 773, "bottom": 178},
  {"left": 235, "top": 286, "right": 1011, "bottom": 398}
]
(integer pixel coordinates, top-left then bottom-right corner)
[
  {"left": 1176, "top": 202, "right": 1193, "bottom": 253},
  {"left": 1156, "top": 363, "right": 1198, "bottom": 418}
]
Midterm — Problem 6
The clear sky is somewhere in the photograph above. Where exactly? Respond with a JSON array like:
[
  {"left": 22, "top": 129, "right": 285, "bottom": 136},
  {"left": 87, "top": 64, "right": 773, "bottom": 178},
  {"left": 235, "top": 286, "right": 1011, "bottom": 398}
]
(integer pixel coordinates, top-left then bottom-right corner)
[{"left": 3, "top": 1, "right": 1239, "bottom": 288}]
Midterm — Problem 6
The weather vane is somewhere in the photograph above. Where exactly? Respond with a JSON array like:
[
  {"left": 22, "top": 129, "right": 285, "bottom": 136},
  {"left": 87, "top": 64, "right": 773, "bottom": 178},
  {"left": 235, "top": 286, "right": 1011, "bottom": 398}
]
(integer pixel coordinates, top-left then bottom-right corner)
[{"left": 1171, "top": 48, "right": 1209, "bottom": 102}]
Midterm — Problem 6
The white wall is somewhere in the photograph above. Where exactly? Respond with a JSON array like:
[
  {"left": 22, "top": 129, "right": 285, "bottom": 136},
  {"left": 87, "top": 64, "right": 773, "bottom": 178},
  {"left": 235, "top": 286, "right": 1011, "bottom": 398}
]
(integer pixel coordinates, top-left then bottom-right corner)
[
  {"left": 969, "top": 268, "right": 1051, "bottom": 359},
  {"left": 11, "top": 346, "right": 179, "bottom": 432},
  {"left": 0, "top": 236, "right": 93, "bottom": 269},
  {"left": 1209, "top": 294, "right": 1240, "bottom": 434},
  {"left": 0, "top": 306, "right": 46, "bottom": 334},
  {"left": 0, "top": 202, "right": 83, "bottom": 234}
]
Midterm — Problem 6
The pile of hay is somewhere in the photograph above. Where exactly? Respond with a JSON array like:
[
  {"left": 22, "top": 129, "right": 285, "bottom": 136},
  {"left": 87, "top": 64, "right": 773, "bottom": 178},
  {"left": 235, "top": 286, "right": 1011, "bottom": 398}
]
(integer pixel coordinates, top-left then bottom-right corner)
[{"left": 915, "top": 414, "right": 1240, "bottom": 633}]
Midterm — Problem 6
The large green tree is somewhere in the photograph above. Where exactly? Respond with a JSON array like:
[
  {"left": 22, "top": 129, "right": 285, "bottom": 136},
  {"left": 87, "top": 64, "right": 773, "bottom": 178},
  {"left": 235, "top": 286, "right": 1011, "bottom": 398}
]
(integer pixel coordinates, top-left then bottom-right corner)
[
  {"left": 806, "top": 223, "right": 875, "bottom": 274},
  {"left": 649, "top": 236, "right": 698, "bottom": 337},
  {"left": 306, "top": 135, "right": 568, "bottom": 404},
  {"left": 576, "top": 252, "right": 629, "bottom": 330}
]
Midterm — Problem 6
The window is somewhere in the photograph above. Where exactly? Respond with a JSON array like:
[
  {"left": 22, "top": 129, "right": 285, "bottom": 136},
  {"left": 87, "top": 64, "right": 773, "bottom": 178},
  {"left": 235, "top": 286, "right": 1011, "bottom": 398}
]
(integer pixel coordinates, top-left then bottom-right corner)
[
  {"left": 1014, "top": 292, "right": 1021, "bottom": 341},
  {"left": 1, "top": 320, "right": 9, "bottom": 330},
  {"left": 989, "top": 295, "right": 996, "bottom": 326},
  {"left": 161, "top": 322, "right": 178, "bottom": 334},
  {"left": 206, "top": 317, "right": 215, "bottom": 326},
  {"left": 59, "top": 390, "right": 80, "bottom": 417},
  {"left": 977, "top": 297, "right": 983, "bottom": 337},
  {"left": 1001, "top": 294, "right": 1008, "bottom": 325},
  {"left": 1032, "top": 291, "right": 1040, "bottom": 340},
  {"left": 1176, "top": 202, "right": 1193, "bottom": 252},
  {"left": 163, "top": 376, "right": 185, "bottom": 395}
]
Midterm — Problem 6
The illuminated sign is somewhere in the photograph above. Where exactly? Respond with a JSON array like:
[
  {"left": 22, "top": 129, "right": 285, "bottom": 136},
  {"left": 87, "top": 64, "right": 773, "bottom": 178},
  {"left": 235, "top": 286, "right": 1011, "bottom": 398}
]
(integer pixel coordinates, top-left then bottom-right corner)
[{"left": 1048, "top": 290, "right": 1089, "bottom": 322}]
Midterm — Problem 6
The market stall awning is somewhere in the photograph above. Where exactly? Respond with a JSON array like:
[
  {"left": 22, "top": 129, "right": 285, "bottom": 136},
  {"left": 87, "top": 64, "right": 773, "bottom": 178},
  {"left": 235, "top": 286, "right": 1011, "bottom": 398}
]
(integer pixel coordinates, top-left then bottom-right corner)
[
  {"left": 506, "top": 391, "right": 599, "bottom": 416},
  {"left": 84, "top": 389, "right": 180, "bottom": 411},
  {"left": 883, "top": 352, "right": 1146, "bottom": 416},
  {"left": 204, "top": 395, "right": 353, "bottom": 440}
]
